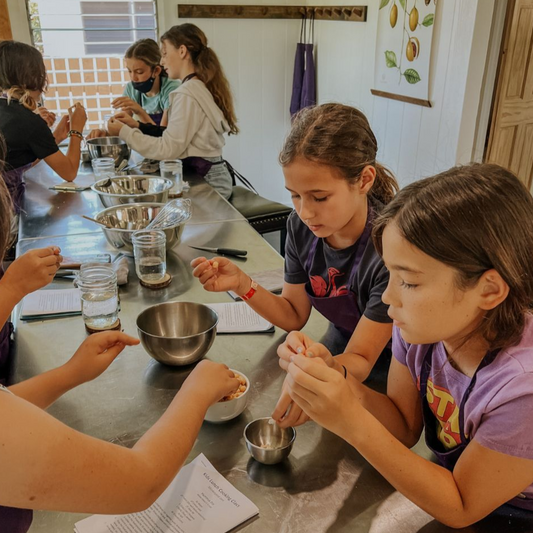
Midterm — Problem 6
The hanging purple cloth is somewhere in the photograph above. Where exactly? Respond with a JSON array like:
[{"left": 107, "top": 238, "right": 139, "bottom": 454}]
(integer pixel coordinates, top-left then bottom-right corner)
[
  {"left": 300, "top": 42, "right": 316, "bottom": 109},
  {"left": 289, "top": 13, "right": 316, "bottom": 117},
  {"left": 290, "top": 17, "right": 307, "bottom": 117}
]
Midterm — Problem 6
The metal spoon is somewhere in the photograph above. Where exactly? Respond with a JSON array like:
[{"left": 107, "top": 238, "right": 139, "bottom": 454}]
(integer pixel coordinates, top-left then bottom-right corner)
[{"left": 81, "top": 215, "right": 111, "bottom": 228}]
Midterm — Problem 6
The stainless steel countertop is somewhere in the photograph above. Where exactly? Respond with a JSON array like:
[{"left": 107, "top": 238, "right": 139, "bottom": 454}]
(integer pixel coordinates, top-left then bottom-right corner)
[
  {"left": 13, "top": 164, "right": 531, "bottom": 532},
  {"left": 20, "top": 160, "right": 243, "bottom": 240}
]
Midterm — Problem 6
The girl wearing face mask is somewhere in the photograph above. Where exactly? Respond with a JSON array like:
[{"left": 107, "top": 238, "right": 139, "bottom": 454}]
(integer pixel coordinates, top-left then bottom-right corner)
[
  {"left": 88, "top": 39, "right": 179, "bottom": 138},
  {"left": 107, "top": 24, "right": 238, "bottom": 200}
]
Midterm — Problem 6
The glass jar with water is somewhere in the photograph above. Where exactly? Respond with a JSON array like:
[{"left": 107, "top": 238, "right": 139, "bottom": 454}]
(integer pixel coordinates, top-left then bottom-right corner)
[
  {"left": 77, "top": 264, "right": 119, "bottom": 330},
  {"left": 132, "top": 230, "right": 167, "bottom": 283},
  {"left": 159, "top": 160, "right": 183, "bottom": 198}
]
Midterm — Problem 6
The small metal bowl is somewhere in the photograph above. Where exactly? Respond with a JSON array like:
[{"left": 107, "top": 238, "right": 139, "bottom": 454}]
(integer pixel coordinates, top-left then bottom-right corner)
[
  {"left": 204, "top": 370, "right": 250, "bottom": 423},
  {"left": 95, "top": 203, "right": 185, "bottom": 253},
  {"left": 244, "top": 418, "right": 296, "bottom": 465},
  {"left": 87, "top": 136, "right": 131, "bottom": 167},
  {"left": 137, "top": 302, "right": 218, "bottom": 366},
  {"left": 92, "top": 176, "right": 173, "bottom": 208}
]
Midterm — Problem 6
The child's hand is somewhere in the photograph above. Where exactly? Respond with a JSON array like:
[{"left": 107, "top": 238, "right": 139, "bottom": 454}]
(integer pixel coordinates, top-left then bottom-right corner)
[
  {"left": 87, "top": 128, "right": 107, "bottom": 139},
  {"left": 37, "top": 107, "right": 56, "bottom": 128},
  {"left": 112, "top": 112, "right": 139, "bottom": 129},
  {"left": 65, "top": 331, "right": 140, "bottom": 385},
  {"left": 69, "top": 102, "right": 87, "bottom": 132},
  {"left": 53, "top": 115, "right": 70, "bottom": 145},
  {"left": 182, "top": 360, "right": 240, "bottom": 406},
  {"left": 190, "top": 256, "right": 250, "bottom": 294},
  {"left": 271, "top": 375, "right": 310, "bottom": 428},
  {"left": 112, "top": 96, "right": 143, "bottom": 115},
  {"left": 106, "top": 118, "right": 124, "bottom": 136},
  {"left": 1, "top": 246, "right": 62, "bottom": 300},
  {"left": 277, "top": 331, "right": 334, "bottom": 371},
  {"left": 286, "top": 354, "right": 359, "bottom": 438}
]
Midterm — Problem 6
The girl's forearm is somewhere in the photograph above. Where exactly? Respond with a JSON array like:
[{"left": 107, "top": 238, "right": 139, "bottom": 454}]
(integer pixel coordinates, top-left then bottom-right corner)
[
  {"left": 345, "top": 378, "right": 421, "bottom": 447},
  {"left": 342, "top": 409, "right": 471, "bottom": 527},
  {"left": 243, "top": 286, "right": 309, "bottom": 332},
  {"left": 332, "top": 353, "right": 372, "bottom": 382},
  {"left": 9, "top": 364, "right": 79, "bottom": 408}
]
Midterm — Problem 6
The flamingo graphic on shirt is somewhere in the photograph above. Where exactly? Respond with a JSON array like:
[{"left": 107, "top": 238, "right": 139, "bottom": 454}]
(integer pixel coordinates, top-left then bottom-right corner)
[{"left": 310, "top": 267, "right": 349, "bottom": 297}]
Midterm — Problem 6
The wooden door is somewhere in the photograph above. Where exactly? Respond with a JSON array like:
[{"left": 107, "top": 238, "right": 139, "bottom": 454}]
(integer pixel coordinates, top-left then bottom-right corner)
[
  {"left": 0, "top": 0, "right": 12, "bottom": 41},
  {"left": 486, "top": 0, "right": 533, "bottom": 190}
]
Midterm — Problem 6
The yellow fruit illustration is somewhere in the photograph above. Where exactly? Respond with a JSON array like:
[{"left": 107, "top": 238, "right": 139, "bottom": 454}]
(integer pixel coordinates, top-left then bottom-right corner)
[
  {"left": 409, "top": 7, "right": 419, "bottom": 31},
  {"left": 390, "top": 3, "right": 398, "bottom": 27},
  {"left": 406, "top": 37, "right": 420, "bottom": 61}
]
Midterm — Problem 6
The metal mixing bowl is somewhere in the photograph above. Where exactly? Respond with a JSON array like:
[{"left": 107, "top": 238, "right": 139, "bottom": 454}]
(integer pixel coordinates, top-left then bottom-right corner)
[
  {"left": 244, "top": 418, "right": 296, "bottom": 465},
  {"left": 87, "top": 137, "right": 131, "bottom": 167},
  {"left": 137, "top": 302, "right": 219, "bottom": 366},
  {"left": 95, "top": 203, "right": 185, "bottom": 253},
  {"left": 92, "top": 176, "right": 173, "bottom": 208}
]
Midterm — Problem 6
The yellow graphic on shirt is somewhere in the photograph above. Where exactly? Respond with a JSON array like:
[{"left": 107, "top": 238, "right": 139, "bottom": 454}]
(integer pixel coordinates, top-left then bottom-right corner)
[{"left": 426, "top": 379, "right": 461, "bottom": 449}]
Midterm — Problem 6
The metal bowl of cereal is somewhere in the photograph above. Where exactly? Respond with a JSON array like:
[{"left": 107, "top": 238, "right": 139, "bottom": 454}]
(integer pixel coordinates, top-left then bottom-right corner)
[
  {"left": 204, "top": 370, "right": 249, "bottom": 423},
  {"left": 244, "top": 417, "right": 296, "bottom": 465}
]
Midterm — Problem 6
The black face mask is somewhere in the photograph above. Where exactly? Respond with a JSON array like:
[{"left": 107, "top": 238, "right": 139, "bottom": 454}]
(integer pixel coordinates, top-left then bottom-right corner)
[{"left": 132, "top": 74, "right": 156, "bottom": 94}]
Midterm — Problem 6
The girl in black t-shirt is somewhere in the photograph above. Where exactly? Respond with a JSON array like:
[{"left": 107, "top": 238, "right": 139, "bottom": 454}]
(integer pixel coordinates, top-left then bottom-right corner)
[
  {"left": 192, "top": 104, "right": 399, "bottom": 427},
  {"left": 0, "top": 41, "right": 87, "bottom": 212}
]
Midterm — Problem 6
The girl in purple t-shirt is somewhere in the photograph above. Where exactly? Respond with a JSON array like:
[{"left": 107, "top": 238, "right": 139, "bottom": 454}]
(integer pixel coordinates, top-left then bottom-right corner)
[{"left": 281, "top": 163, "right": 533, "bottom": 526}]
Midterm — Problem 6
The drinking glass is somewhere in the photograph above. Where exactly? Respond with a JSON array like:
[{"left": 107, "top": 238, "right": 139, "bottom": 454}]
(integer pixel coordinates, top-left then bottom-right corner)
[{"left": 132, "top": 230, "right": 167, "bottom": 284}]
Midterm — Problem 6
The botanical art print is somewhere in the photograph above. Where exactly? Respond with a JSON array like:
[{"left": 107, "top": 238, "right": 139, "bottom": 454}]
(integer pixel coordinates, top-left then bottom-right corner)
[{"left": 373, "top": 0, "right": 437, "bottom": 104}]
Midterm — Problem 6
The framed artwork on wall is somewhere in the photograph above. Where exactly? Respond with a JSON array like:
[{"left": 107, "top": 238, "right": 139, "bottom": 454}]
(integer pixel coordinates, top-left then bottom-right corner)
[{"left": 371, "top": 0, "right": 437, "bottom": 107}]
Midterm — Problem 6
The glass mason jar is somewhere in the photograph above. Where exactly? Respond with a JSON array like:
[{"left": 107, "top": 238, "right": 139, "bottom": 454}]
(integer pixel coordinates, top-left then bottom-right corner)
[
  {"left": 132, "top": 230, "right": 167, "bottom": 283},
  {"left": 159, "top": 159, "right": 183, "bottom": 198},
  {"left": 77, "top": 264, "right": 119, "bottom": 330},
  {"left": 92, "top": 157, "right": 115, "bottom": 180}
]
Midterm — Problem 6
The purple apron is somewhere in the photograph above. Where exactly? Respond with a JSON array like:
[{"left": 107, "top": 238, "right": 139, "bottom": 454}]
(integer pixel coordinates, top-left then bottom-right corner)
[
  {"left": 0, "top": 266, "right": 13, "bottom": 384},
  {"left": 420, "top": 344, "right": 533, "bottom": 510},
  {"left": 3, "top": 164, "right": 31, "bottom": 215},
  {"left": 304, "top": 209, "right": 373, "bottom": 338},
  {"left": 148, "top": 111, "right": 163, "bottom": 126}
]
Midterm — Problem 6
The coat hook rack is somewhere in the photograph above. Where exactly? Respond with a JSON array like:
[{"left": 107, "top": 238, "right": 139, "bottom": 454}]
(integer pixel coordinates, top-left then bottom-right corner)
[{"left": 177, "top": 5, "right": 367, "bottom": 22}]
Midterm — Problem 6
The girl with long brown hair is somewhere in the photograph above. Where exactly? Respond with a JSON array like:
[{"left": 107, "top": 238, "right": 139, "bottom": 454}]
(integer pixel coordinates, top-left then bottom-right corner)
[
  {"left": 0, "top": 41, "right": 87, "bottom": 213},
  {"left": 108, "top": 24, "right": 238, "bottom": 199},
  {"left": 283, "top": 163, "right": 533, "bottom": 525},
  {"left": 193, "top": 103, "right": 398, "bottom": 426}
]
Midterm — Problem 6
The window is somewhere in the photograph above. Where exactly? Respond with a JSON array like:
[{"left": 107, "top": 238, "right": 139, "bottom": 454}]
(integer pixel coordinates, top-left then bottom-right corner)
[{"left": 27, "top": 0, "right": 158, "bottom": 126}]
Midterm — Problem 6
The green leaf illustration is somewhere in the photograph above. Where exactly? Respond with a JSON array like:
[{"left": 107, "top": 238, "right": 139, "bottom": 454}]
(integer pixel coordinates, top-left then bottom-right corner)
[
  {"left": 385, "top": 50, "right": 398, "bottom": 68},
  {"left": 403, "top": 69, "right": 421, "bottom": 84},
  {"left": 422, "top": 14, "right": 434, "bottom": 26},
  {"left": 379, "top": 0, "right": 390, "bottom": 9},
  {"left": 398, "top": 0, "right": 406, "bottom": 10}
]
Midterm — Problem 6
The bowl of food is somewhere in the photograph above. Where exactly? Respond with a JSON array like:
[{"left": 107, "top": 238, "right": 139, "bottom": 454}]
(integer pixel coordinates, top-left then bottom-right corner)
[
  {"left": 92, "top": 176, "right": 173, "bottom": 208},
  {"left": 204, "top": 370, "right": 249, "bottom": 423},
  {"left": 95, "top": 203, "right": 186, "bottom": 253},
  {"left": 137, "top": 302, "right": 218, "bottom": 366},
  {"left": 87, "top": 136, "right": 131, "bottom": 167},
  {"left": 244, "top": 418, "right": 296, "bottom": 465}
]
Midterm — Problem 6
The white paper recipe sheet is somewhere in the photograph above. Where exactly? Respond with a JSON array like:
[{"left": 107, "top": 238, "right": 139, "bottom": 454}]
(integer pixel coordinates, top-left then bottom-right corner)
[{"left": 74, "top": 454, "right": 259, "bottom": 533}]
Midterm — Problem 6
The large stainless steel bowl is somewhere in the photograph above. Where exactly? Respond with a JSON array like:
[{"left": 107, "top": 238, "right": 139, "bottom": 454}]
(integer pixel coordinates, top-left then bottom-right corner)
[
  {"left": 95, "top": 203, "right": 185, "bottom": 253},
  {"left": 87, "top": 136, "right": 131, "bottom": 167},
  {"left": 137, "top": 302, "right": 218, "bottom": 366},
  {"left": 244, "top": 418, "right": 296, "bottom": 465},
  {"left": 92, "top": 175, "right": 173, "bottom": 208}
]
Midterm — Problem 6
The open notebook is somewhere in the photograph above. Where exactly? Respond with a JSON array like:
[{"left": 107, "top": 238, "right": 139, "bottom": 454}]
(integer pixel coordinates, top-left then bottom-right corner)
[
  {"left": 207, "top": 302, "right": 274, "bottom": 333},
  {"left": 20, "top": 288, "right": 81, "bottom": 321},
  {"left": 74, "top": 454, "right": 259, "bottom": 533}
]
